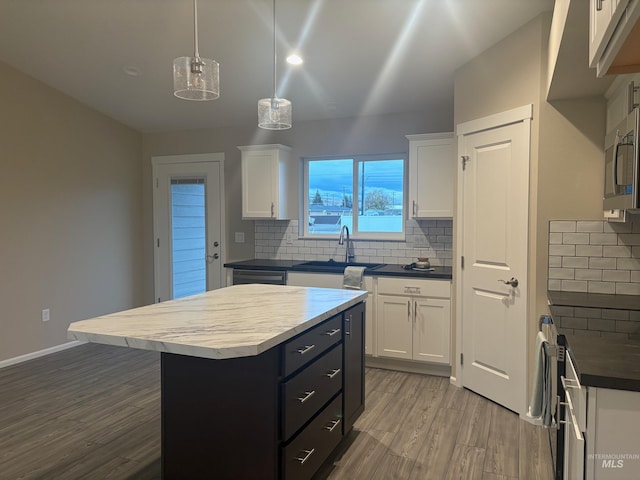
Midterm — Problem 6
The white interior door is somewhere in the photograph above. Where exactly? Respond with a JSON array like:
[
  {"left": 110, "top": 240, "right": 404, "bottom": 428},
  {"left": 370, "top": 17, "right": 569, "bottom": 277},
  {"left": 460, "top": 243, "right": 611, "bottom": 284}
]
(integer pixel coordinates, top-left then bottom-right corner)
[
  {"left": 457, "top": 105, "right": 531, "bottom": 415},
  {"left": 152, "top": 153, "right": 225, "bottom": 302}
]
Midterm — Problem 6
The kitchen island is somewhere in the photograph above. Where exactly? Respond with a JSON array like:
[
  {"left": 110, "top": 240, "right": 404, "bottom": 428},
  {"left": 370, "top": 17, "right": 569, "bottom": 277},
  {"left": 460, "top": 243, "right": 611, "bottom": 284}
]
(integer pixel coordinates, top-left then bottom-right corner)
[{"left": 68, "top": 284, "right": 367, "bottom": 480}]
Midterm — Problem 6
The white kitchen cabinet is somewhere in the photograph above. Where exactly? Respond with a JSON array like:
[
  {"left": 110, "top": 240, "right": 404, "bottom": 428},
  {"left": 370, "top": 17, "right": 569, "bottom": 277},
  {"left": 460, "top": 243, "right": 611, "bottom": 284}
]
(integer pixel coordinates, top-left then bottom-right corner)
[
  {"left": 605, "top": 75, "right": 640, "bottom": 133},
  {"left": 287, "top": 272, "right": 376, "bottom": 356},
  {"left": 376, "top": 277, "right": 450, "bottom": 364},
  {"left": 589, "top": 0, "right": 640, "bottom": 77},
  {"left": 238, "top": 144, "right": 295, "bottom": 220},
  {"left": 586, "top": 387, "right": 640, "bottom": 479},
  {"left": 406, "top": 133, "right": 455, "bottom": 218}
]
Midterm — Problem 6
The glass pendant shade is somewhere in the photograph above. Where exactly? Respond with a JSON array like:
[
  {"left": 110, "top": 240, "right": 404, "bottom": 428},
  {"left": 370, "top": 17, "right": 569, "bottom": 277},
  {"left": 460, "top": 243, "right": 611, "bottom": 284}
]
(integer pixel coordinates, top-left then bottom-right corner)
[
  {"left": 258, "top": 96, "right": 292, "bottom": 130},
  {"left": 173, "top": 56, "right": 219, "bottom": 100}
]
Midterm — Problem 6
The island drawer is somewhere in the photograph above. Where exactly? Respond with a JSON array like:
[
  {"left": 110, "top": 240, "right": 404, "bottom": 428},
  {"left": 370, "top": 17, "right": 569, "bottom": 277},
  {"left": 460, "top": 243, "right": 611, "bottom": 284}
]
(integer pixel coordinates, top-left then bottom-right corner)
[
  {"left": 282, "top": 394, "right": 343, "bottom": 480},
  {"left": 282, "top": 344, "right": 343, "bottom": 440},
  {"left": 283, "top": 314, "right": 342, "bottom": 376}
]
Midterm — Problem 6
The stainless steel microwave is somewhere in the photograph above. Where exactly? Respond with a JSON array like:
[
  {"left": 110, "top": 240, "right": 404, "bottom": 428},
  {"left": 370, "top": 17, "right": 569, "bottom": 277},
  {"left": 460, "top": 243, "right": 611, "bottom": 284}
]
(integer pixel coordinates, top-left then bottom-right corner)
[{"left": 604, "top": 108, "right": 640, "bottom": 211}]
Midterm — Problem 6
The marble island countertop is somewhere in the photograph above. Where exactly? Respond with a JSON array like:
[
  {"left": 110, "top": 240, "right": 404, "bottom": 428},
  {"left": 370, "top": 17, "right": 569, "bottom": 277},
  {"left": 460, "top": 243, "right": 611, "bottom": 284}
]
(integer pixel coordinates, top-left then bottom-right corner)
[{"left": 68, "top": 284, "right": 367, "bottom": 360}]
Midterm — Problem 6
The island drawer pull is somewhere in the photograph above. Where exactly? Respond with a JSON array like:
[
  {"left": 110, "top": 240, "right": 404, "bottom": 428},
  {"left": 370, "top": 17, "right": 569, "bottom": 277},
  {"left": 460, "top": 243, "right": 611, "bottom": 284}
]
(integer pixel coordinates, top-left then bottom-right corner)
[
  {"left": 296, "top": 448, "right": 315, "bottom": 464},
  {"left": 297, "top": 390, "right": 316, "bottom": 403},
  {"left": 296, "top": 344, "right": 316, "bottom": 355},
  {"left": 325, "top": 328, "right": 341, "bottom": 337},
  {"left": 324, "top": 419, "right": 341, "bottom": 432},
  {"left": 325, "top": 368, "right": 341, "bottom": 379}
]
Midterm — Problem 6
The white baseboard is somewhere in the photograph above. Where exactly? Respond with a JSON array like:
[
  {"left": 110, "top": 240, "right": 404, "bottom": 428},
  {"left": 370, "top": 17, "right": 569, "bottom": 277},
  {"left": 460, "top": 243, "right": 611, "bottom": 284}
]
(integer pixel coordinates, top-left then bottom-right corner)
[
  {"left": 0, "top": 341, "right": 85, "bottom": 369},
  {"left": 365, "top": 355, "right": 451, "bottom": 378}
]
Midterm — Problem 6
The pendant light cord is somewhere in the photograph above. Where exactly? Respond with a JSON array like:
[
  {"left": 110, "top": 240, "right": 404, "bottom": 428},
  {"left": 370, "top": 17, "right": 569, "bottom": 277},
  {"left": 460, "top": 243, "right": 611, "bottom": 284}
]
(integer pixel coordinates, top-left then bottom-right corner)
[
  {"left": 193, "top": 0, "right": 200, "bottom": 58},
  {"left": 272, "top": 0, "right": 277, "bottom": 99}
]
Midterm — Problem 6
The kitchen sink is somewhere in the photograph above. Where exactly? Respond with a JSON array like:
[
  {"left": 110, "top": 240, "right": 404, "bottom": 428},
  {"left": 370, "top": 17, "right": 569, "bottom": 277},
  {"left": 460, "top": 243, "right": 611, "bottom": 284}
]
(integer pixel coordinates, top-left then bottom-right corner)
[{"left": 292, "top": 260, "right": 383, "bottom": 272}]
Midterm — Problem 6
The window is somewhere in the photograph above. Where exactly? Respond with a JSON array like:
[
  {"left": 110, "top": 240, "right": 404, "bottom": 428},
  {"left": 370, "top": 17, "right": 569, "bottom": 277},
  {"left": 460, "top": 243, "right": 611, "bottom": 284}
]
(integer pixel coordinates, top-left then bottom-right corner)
[{"left": 303, "top": 154, "right": 405, "bottom": 239}]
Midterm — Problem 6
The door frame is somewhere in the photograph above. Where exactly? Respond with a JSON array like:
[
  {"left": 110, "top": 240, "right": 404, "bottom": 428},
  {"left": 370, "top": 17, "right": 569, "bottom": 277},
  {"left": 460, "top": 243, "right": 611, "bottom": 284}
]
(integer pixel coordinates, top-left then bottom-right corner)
[
  {"left": 453, "top": 104, "right": 532, "bottom": 416},
  {"left": 151, "top": 152, "right": 226, "bottom": 302}
]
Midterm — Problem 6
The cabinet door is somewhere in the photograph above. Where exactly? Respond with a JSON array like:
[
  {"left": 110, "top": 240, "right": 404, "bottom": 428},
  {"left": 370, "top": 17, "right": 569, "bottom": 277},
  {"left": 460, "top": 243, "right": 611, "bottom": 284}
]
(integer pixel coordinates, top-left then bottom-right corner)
[
  {"left": 242, "top": 150, "right": 278, "bottom": 218},
  {"left": 343, "top": 302, "right": 365, "bottom": 434},
  {"left": 376, "top": 294, "right": 412, "bottom": 360},
  {"left": 408, "top": 134, "right": 454, "bottom": 218},
  {"left": 413, "top": 298, "right": 450, "bottom": 364},
  {"left": 590, "top": 0, "right": 614, "bottom": 67}
]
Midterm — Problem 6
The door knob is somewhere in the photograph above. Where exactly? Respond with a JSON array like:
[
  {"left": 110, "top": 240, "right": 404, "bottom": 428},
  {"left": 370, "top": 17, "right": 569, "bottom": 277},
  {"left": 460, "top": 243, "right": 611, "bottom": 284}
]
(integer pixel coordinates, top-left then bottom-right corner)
[{"left": 498, "top": 277, "right": 519, "bottom": 288}]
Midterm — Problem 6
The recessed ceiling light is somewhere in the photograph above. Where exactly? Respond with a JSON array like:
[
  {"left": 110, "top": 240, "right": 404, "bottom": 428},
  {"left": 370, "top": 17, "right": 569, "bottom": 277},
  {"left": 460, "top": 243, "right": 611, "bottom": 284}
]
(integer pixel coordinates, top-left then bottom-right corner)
[
  {"left": 286, "top": 54, "right": 303, "bottom": 65},
  {"left": 122, "top": 66, "right": 142, "bottom": 77}
]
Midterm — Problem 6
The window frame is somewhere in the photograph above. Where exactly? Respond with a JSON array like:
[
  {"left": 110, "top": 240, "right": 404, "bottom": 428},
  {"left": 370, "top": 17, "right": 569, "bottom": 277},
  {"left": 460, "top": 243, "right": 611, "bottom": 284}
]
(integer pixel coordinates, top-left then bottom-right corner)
[{"left": 301, "top": 152, "right": 406, "bottom": 240}]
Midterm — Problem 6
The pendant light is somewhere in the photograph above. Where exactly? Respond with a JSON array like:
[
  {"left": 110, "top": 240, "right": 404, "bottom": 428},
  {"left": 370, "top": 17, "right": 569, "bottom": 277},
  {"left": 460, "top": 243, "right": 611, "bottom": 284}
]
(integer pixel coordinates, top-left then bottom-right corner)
[
  {"left": 258, "top": 0, "right": 292, "bottom": 130},
  {"left": 173, "top": 0, "right": 219, "bottom": 101}
]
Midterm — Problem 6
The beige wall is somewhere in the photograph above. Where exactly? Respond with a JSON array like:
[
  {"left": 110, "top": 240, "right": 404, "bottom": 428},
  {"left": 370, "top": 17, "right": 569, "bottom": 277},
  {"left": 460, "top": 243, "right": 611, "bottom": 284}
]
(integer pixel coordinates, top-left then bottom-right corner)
[
  {"left": 0, "top": 61, "right": 144, "bottom": 362},
  {"left": 453, "top": 14, "right": 605, "bottom": 391},
  {"left": 141, "top": 108, "right": 453, "bottom": 303}
]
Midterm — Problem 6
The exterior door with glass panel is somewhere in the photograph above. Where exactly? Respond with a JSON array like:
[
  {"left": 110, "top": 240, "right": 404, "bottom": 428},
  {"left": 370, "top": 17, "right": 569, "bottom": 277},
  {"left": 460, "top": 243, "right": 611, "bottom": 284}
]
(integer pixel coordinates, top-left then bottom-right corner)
[{"left": 152, "top": 153, "right": 224, "bottom": 302}]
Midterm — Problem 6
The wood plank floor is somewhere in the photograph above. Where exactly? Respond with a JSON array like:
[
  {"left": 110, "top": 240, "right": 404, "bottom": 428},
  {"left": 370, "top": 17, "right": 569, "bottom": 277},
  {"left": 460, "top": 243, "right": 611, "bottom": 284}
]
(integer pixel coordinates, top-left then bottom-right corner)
[{"left": 0, "top": 344, "right": 554, "bottom": 479}]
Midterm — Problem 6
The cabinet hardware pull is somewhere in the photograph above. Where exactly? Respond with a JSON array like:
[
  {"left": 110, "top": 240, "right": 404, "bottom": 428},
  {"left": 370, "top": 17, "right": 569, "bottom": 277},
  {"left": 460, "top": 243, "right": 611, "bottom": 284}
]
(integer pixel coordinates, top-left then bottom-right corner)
[
  {"left": 407, "top": 300, "right": 411, "bottom": 319},
  {"left": 596, "top": 0, "right": 604, "bottom": 11},
  {"left": 325, "top": 328, "right": 341, "bottom": 337},
  {"left": 325, "top": 368, "right": 341, "bottom": 379},
  {"left": 412, "top": 200, "right": 417, "bottom": 216},
  {"left": 560, "top": 375, "right": 579, "bottom": 390},
  {"left": 414, "top": 300, "right": 417, "bottom": 320},
  {"left": 271, "top": 202, "right": 274, "bottom": 217},
  {"left": 324, "top": 419, "right": 341, "bottom": 432},
  {"left": 345, "top": 314, "right": 351, "bottom": 337},
  {"left": 296, "top": 448, "right": 315, "bottom": 464},
  {"left": 296, "top": 344, "right": 316, "bottom": 355},
  {"left": 297, "top": 390, "right": 316, "bottom": 403}
]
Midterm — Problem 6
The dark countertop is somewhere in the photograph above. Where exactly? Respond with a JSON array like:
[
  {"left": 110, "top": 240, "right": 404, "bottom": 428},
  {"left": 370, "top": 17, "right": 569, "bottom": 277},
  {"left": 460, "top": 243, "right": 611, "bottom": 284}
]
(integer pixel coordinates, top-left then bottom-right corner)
[
  {"left": 548, "top": 290, "right": 640, "bottom": 310},
  {"left": 224, "top": 259, "right": 453, "bottom": 280},
  {"left": 561, "top": 333, "right": 640, "bottom": 392}
]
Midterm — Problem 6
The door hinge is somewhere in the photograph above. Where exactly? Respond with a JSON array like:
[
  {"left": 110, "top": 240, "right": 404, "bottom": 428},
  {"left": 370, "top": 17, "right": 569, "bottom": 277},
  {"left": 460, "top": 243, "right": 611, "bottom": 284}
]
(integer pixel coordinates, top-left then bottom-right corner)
[
  {"left": 461, "top": 155, "right": 469, "bottom": 171},
  {"left": 461, "top": 256, "right": 464, "bottom": 269},
  {"left": 460, "top": 353, "right": 464, "bottom": 366},
  {"left": 155, "top": 177, "right": 159, "bottom": 188},
  {"left": 157, "top": 238, "right": 160, "bottom": 247}
]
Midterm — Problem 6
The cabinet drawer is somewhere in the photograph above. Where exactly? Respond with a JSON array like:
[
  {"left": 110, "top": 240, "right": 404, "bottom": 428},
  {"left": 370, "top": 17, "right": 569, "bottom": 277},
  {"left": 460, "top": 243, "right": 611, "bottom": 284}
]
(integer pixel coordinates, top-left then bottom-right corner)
[
  {"left": 282, "top": 344, "right": 343, "bottom": 440},
  {"left": 283, "top": 314, "right": 342, "bottom": 376},
  {"left": 283, "top": 394, "right": 343, "bottom": 480},
  {"left": 377, "top": 277, "right": 450, "bottom": 298}
]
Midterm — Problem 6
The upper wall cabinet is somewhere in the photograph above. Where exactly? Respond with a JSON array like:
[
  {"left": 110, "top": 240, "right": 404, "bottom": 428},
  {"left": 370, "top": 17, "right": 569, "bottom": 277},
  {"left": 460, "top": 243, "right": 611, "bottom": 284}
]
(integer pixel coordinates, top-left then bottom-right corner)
[
  {"left": 589, "top": 0, "right": 640, "bottom": 77},
  {"left": 238, "top": 144, "right": 295, "bottom": 220},
  {"left": 406, "top": 133, "right": 455, "bottom": 219}
]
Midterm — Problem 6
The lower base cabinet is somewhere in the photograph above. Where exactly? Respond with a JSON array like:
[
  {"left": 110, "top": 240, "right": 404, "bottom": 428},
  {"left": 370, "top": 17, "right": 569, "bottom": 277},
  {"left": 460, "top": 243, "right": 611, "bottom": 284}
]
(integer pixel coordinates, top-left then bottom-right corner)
[
  {"left": 161, "top": 304, "right": 365, "bottom": 480},
  {"left": 376, "top": 277, "right": 451, "bottom": 364}
]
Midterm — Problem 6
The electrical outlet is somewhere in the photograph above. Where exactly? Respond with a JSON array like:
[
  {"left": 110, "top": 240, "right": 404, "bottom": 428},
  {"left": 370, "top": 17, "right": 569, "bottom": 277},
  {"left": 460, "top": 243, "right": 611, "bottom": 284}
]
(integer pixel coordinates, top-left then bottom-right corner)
[
  {"left": 42, "top": 308, "right": 50, "bottom": 322},
  {"left": 286, "top": 233, "right": 294, "bottom": 245}
]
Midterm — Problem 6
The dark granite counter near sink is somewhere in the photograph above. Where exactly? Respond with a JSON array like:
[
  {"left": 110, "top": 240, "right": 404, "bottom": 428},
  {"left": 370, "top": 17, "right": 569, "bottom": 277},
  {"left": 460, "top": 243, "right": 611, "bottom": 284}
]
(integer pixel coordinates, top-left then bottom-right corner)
[
  {"left": 561, "top": 333, "right": 640, "bottom": 392},
  {"left": 548, "top": 290, "right": 640, "bottom": 392},
  {"left": 224, "top": 259, "right": 452, "bottom": 280}
]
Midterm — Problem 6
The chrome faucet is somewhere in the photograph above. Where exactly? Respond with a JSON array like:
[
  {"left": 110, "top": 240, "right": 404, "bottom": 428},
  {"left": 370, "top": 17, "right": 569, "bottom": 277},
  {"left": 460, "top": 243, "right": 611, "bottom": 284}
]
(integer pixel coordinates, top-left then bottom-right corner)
[{"left": 338, "top": 225, "right": 354, "bottom": 262}]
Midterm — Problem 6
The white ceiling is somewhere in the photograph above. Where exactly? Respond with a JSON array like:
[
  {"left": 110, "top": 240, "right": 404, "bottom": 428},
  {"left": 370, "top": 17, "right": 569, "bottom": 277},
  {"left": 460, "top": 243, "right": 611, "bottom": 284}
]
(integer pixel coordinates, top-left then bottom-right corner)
[{"left": 0, "top": 0, "right": 555, "bottom": 133}]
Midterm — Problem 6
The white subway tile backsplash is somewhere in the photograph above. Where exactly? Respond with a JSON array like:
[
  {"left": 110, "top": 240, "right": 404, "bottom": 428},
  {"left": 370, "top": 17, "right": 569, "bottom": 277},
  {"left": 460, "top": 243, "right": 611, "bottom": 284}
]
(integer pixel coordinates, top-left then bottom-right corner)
[
  {"left": 602, "top": 270, "right": 630, "bottom": 282},
  {"left": 561, "top": 280, "right": 588, "bottom": 292},
  {"left": 589, "top": 257, "right": 617, "bottom": 269},
  {"left": 255, "top": 218, "right": 453, "bottom": 266},
  {"left": 576, "top": 221, "right": 604, "bottom": 233},
  {"left": 563, "top": 233, "right": 590, "bottom": 245},
  {"left": 549, "top": 245, "right": 576, "bottom": 256},
  {"left": 617, "top": 257, "right": 640, "bottom": 270},
  {"left": 549, "top": 256, "right": 562, "bottom": 267},
  {"left": 562, "top": 257, "right": 589, "bottom": 268},
  {"left": 550, "top": 221, "right": 577, "bottom": 232},
  {"left": 575, "top": 269, "right": 602, "bottom": 281},
  {"left": 588, "top": 282, "right": 616, "bottom": 294},
  {"left": 549, "top": 233, "right": 563, "bottom": 244},
  {"left": 549, "top": 268, "right": 575, "bottom": 280},
  {"left": 616, "top": 283, "right": 640, "bottom": 295},
  {"left": 589, "top": 233, "right": 618, "bottom": 245},
  {"left": 602, "top": 245, "right": 631, "bottom": 257},
  {"left": 576, "top": 245, "right": 603, "bottom": 257}
]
